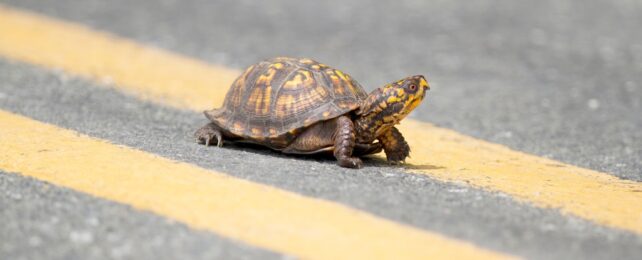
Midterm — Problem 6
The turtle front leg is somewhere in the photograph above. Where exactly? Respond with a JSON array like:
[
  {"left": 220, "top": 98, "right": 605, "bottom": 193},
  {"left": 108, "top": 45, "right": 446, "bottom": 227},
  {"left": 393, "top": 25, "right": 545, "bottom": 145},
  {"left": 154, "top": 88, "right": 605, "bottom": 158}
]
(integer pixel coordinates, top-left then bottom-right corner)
[
  {"left": 378, "top": 126, "right": 410, "bottom": 164},
  {"left": 195, "top": 123, "right": 224, "bottom": 147},
  {"left": 334, "top": 116, "right": 362, "bottom": 169}
]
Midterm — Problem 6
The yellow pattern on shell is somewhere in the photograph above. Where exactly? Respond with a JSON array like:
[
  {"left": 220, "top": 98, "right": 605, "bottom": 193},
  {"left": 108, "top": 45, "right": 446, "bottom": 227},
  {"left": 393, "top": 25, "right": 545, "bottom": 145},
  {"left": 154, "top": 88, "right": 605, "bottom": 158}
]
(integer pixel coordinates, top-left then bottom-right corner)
[
  {"left": 334, "top": 70, "right": 355, "bottom": 94},
  {"left": 268, "top": 128, "right": 278, "bottom": 136},
  {"left": 0, "top": 4, "right": 635, "bottom": 234},
  {"left": 247, "top": 68, "right": 277, "bottom": 116},
  {"left": 282, "top": 73, "right": 305, "bottom": 90},
  {"left": 227, "top": 65, "right": 254, "bottom": 108},
  {"left": 233, "top": 122, "right": 244, "bottom": 132}
]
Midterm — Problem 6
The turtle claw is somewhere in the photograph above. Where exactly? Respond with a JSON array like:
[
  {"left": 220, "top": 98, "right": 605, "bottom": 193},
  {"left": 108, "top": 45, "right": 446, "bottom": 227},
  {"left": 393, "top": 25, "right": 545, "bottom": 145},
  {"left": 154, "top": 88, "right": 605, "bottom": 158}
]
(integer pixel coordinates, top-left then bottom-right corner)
[
  {"left": 338, "top": 157, "right": 363, "bottom": 169},
  {"left": 385, "top": 149, "right": 409, "bottom": 164},
  {"left": 387, "top": 159, "right": 405, "bottom": 166},
  {"left": 215, "top": 134, "right": 223, "bottom": 147},
  {"left": 202, "top": 132, "right": 223, "bottom": 147}
]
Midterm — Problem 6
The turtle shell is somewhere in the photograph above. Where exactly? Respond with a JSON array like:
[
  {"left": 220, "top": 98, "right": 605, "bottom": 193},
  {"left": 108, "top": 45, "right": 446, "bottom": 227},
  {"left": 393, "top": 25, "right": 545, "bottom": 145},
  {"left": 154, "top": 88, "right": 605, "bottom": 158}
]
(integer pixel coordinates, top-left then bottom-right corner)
[{"left": 205, "top": 57, "right": 368, "bottom": 148}]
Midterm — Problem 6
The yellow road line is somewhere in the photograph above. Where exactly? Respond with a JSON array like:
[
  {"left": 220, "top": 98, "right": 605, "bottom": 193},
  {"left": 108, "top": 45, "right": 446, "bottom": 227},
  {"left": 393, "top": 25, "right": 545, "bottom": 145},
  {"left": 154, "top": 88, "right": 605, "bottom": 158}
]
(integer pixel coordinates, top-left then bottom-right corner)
[
  {"left": 401, "top": 121, "right": 642, "bottom": 233},
  {"left": 0, "top": 110, "right": 511, "bottom": 260},
  {"left": 0, "top": 5, "right": 641, "bottom": 235},
  {"left": 0, "top": 5, "right": 237, "bottom": 111}
]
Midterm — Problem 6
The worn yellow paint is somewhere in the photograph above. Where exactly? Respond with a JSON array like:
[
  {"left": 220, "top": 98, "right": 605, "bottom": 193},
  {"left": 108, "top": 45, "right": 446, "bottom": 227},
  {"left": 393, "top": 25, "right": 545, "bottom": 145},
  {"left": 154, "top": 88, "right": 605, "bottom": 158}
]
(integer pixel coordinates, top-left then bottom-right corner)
[
  {"left": 0, "top": 5, "right": 238, "bottom": 111},
  {"left": 0, "top": 110, "right": 511, "bottom": 260},
  {"left": 399, "top": 120, "right": 642, "bottom": 233},
  {"left": 0, "top": 5, "right": 641, "bottom": 234}
]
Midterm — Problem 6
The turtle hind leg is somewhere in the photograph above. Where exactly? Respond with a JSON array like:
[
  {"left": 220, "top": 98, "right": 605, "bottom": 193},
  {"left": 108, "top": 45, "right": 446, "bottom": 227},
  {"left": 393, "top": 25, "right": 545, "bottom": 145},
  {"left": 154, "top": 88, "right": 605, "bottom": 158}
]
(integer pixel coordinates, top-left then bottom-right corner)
[
  {"left": 195, "top": 123, "right": 224, "bottom": 147},
  {"left": 334, "top": 116, "right": 362, "bottom": 169}
]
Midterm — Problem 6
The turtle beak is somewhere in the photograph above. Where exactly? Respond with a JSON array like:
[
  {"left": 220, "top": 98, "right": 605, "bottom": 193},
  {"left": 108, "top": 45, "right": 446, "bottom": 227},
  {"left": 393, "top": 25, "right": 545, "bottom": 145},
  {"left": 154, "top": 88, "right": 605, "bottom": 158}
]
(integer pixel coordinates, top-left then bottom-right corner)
[
  {"left": 419, "top": 82, "right": 429, "bottom": 99},
  {"left": 419, "top": 76, "right": 430, "bottom": 91}
]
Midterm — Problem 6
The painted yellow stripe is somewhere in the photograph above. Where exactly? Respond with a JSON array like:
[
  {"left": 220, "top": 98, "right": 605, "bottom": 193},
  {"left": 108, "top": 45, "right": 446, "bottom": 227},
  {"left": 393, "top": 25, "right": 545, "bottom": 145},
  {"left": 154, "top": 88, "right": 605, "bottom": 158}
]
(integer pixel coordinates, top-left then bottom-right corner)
[
  {"left": 0, "top": 110, "right": 510, "bottom": 259},
  {"left": 0, "top": 5, "right": 640, "bottom": 236},
  {"left": 0, "top": 5, "right": 237, "bottom": 111},
  {"left": 400, "top": 121, "right": 642, "bottom": 233}
]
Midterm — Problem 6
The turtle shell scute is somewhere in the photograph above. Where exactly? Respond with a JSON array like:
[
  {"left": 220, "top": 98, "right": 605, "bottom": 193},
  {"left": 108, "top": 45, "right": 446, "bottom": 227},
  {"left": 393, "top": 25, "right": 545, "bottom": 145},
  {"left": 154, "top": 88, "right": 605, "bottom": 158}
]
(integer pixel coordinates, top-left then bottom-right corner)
[{"left": 206, "top": 57, "right": 367, "bottom": 147}]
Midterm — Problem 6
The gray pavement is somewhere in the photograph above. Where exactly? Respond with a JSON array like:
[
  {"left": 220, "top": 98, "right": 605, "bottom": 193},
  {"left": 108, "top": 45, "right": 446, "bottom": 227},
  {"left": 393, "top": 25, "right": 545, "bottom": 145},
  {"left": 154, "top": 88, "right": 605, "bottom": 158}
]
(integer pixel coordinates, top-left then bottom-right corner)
[
  {"left": 0, "top": 171, "right": 282, "bottom": 260},
  {"left": 1, "top": 0, "right": 641, "bottom": 259},
  {"left": 1, "top": 58, "right": 640, "bottom": 259},
  {"left": 4, "top": 0, "right": 640, "bottom": 180}
]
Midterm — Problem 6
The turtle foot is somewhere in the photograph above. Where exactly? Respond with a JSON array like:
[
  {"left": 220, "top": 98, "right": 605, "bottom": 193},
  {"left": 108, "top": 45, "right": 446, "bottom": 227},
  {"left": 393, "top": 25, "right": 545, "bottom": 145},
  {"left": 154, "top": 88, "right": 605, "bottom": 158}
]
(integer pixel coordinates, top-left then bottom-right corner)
[
  {"left": 195, "top": 123, "right": 223, "bottom": 147},
  {"left": 338, "top": 157, "right": 363, "bottom": 169}
]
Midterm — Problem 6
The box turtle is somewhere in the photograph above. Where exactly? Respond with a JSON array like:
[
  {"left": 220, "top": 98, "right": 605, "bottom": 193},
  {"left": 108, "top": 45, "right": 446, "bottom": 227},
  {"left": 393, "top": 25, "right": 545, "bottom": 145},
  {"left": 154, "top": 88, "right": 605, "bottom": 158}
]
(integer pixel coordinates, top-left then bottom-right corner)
[{"left": 195, "top": 57, "right": 429, "bottom": 168}]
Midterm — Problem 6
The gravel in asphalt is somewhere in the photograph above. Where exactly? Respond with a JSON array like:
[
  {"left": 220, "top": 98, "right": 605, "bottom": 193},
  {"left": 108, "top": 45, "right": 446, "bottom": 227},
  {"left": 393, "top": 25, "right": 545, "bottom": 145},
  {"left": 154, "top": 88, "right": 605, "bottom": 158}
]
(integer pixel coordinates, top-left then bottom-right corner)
[
  {"left": 4, "top": 0, "right": 639, "bottom": 180},
  {"left": 0, "top": 170, "right": 282, "bottom": 260},
  {"left": 1, "top": 58, "right": 640, "bottom": 259},
  {"left": 1, "top": 0, "right": 641, "bottom": 259}
]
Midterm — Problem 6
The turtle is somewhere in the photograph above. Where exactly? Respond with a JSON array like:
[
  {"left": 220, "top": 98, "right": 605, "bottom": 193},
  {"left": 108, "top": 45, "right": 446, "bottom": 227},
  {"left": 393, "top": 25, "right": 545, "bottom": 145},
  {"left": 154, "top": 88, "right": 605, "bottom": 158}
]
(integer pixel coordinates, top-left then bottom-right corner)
[{"left": 195, "top": 57, "right": 429, "bottom": 168}]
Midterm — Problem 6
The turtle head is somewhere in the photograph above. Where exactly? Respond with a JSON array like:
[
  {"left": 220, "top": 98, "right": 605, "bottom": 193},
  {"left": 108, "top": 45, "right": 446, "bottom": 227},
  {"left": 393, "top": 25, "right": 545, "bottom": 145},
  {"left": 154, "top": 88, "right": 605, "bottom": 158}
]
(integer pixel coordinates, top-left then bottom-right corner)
[
  {"left": 355, "top": 75, "right": 429, "bottom": 142},
  {"left": 379, "top": 75, "right": 429, "bottom": 119}
]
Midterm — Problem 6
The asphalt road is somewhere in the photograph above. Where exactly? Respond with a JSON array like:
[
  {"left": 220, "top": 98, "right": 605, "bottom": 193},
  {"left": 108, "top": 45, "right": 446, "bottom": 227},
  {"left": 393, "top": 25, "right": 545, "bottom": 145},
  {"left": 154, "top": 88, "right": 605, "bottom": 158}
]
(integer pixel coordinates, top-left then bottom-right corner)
[{"left": 1, "top": 0, "right": 641, "bottom": 259}]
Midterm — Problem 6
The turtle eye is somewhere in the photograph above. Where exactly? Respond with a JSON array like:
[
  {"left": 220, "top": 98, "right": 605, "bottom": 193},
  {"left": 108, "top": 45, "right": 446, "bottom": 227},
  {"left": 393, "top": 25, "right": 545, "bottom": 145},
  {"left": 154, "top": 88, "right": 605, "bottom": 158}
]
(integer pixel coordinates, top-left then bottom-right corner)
[{"left": 408, "top": 84, "right": 417, "bottom": 91}]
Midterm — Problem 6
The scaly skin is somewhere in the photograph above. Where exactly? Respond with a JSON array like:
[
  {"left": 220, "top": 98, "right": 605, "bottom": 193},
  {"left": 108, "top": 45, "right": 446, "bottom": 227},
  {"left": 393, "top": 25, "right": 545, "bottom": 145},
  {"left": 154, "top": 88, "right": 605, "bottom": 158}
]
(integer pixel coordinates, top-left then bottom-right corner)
[
  {"left": 334, "top": 116, "right": 362, "bottom": 168},
  {"left": 354, "top": 75, "right": 429, "bottom": 163},
  {"left": 195, "top": 123, "right": 224, "bottom": 147},
  {"left": 378, "top": 127, "right": 410, "bottom": 163},
  {"left": 195, "top": 57, "right": 429, "bottom": 169}
]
